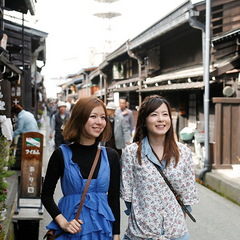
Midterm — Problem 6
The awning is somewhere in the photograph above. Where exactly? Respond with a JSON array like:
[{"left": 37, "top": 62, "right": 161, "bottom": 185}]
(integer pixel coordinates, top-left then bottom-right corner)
[
  {"left": 144, "top": 65, "right": 204, "bottom": 85},
  {"left": 64, "top": 75, "right": 84, "bottom": 87},
  {"left": 138, "top": 81, "right": 214, "bottom": 92},
  {"left": 81, "top": 83, "right": 91, "bottom": 88},
  {"left": 212, "top": 28, "right": 240, "bottom": 42},
  {"left": 113, "top": 86, "right": 139, "bottom": 92},
  {"left": 144, "top": 55, "right": 240, "bottom": 85},
  {"left": 0, "top": 53, "right": 21, "bottom": 74},
  {"left": 107, "top": 77, "right": 139, "bottom": 90},
  {"left": 89, "top": 69, "right": 100, "bottom": 81},
  {"left": 94, "top": 89, "right": 106, "bottom": 97},
  {"left": 73, "top": 75, "right": 84, "bottom": 84}
]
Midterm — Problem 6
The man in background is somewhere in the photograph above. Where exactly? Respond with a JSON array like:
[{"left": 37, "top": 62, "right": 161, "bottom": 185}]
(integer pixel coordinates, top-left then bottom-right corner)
[
  {"left": 11, "top": 104, "right": 39, "bottom": 169},
  {"left": 11, "top": 104, "right": 39, "bottom": 140},
  {"left": 50, "top": 101, "right": 70, "bottom": 149},
  {"left": 115, "top": 96, "right": 134, "bottom": 138},
  {"left": 46, "top": 100, "right": 57, "bottom": 125},
  {"left": 105, "top": 102, "right": 130, "bottom": 158}
]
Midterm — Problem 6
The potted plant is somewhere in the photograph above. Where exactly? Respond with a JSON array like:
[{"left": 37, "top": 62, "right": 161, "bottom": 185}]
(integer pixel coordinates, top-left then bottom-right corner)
[
  {"left": 0, "top": 135, "right": 15, "bottom": 222},
  {"left": 0, "top": 194, "right": 7, "bottom": 221},
  {"left": 37, "top": 109, "right": 44, "bottom": 129}
]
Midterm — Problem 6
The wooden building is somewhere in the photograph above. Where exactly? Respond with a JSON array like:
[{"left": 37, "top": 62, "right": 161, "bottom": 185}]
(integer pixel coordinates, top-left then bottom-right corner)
[
  {"left": 92, "top": 0, "right": 240, "bottom": 168},
  {"left": 59, "top": 67, "right": 98, "bottom": 102},
  {"left": 0, "top": 0, "right": 48, "bottom": 120}
]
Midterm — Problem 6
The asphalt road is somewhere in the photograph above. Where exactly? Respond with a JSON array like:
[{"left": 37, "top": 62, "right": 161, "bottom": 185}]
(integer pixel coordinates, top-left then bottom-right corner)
[
  {"left": 186, "top": 183, "right": 240, "bottom": 240},
  {"left": 39, "top": 180, "right": 240, "bottom": 240},
  {"left": 39, "top": 113, "right": 240, "bottom": 240}
]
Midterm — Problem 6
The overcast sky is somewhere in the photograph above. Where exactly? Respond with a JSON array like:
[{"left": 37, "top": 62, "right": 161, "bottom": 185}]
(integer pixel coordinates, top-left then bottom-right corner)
[{"left": 7, "top": 0, "right": 201, "bottom": 97}]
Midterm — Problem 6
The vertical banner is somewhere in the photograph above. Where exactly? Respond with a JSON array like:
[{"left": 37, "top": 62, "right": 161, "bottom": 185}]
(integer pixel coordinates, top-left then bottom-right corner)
[
  {"left": 11, "top": 83, "right": 22, "bottom": 130},
  {"left": 0, "top": 80, "right": 11, "bottom": 117},
  {"left": 20, "top": 132, "right": 43, "bottom": 198}
]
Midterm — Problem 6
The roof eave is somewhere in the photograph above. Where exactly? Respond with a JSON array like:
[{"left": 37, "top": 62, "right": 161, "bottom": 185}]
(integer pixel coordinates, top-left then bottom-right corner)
[{"left": 129, "top": 1, "right": 195, "bottom": 50}]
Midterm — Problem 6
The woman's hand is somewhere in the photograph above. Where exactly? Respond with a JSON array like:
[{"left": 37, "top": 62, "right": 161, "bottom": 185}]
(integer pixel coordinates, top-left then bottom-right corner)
[
  {"left": 55, "top": 214, "right": 83, "bottom": 234},
  {"left": 62, "top": 219, "right": 83, "bottom": 234},
  {"left": 113, "top": 234, "right": 120, "bottom": 240}
]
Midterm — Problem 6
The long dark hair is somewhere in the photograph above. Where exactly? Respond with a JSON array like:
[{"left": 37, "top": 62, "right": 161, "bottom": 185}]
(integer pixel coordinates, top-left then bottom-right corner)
[
  {"left": 63, "top": 97, "right": 111, "bottom": 143},
  {"left": 133, "top": 95, "right": 179, "bottom": 167}
]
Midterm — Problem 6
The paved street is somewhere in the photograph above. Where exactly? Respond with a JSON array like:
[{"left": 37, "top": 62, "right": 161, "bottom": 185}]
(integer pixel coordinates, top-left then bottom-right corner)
[
  {"left": 186, "top": 183, "right": 240, "bottom": 240},
  {"left": 38, "top": 113, "right": 240, "bottom": 240}
]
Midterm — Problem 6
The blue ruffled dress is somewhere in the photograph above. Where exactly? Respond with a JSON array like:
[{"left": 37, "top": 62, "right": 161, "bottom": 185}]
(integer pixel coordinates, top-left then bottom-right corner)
[{"left": 46, "top": 144, "right": 115, "bottom": 239}]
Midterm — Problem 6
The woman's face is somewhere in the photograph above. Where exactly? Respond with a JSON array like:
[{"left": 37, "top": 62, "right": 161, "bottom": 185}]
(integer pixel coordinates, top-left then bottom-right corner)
[
  {"left": 82, "top": 106, "right": 106, "bottom": 143},
  {"left": 145, "top": 103, "right": 171, "bottom": 139}
]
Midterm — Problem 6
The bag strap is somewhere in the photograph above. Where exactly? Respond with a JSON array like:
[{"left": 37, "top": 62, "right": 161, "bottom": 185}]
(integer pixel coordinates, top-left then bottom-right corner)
[
  {"left": 46, "top": 147, "right": 101, "bottom": 239},
  {"left": 75, "top": 146, "right": 101, "bottom": 220},
  {"left": 150, "top": 147, "right": 196, "bottom": 223}
]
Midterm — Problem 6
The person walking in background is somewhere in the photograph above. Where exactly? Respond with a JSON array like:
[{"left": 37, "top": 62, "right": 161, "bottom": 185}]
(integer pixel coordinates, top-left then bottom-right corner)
[
  {"left": 70, "top": 97, "right": 78, "bottom": 112},
  {"left": 49, "top": 101, "right": 70, "bottom": 149},
  {"left": 105, "top": 102, "right": 130, "bottom": 158},
  {"left": 115, "top": 96, "right": 134, "bottom": 138},
  {"left": 121, "top": 95, "right": 199, "bottom": 240},
  {"left": 11, "top": 104, "right": 39, "bottom": 169},
  {"left": 41, "top": 96, "right": 120, "bottom": 240},
  {"left": 11, "top": 104, "right": 39, "bottom": 139},
  {"left": 66, "top": 97, "right": 72, "bottom": 112},
  {"left": 47, "top": 100, "right": 57, "bottom": 125}
]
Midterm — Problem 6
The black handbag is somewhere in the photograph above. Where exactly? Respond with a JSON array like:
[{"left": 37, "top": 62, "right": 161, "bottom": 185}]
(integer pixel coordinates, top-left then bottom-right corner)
[
  {"left": 43, "top": 229, "right": 61, "bottom": 240},
  {"left": 43, "top": 147, "right": 101, "bottom": 239}
]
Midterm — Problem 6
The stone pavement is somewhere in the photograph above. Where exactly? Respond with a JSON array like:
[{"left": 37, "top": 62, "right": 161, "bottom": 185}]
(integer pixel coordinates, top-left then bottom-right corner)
[{"left": 3, "top": 109, "right": 240, "bottom": 239}]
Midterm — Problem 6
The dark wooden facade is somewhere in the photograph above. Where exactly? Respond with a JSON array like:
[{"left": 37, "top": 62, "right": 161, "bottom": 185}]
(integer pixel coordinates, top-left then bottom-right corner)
[
  {"left": 213, "top": 98, "right": 240, "bottom": 168},
  {"left": 57, "top": 0, "right": 239, "bottom": 168},
  {"left": 92, "top": 0, "right": 240, "bottom": 168},
  {"left": 0, "top": 1, "right": 48, "bottom": 120}
]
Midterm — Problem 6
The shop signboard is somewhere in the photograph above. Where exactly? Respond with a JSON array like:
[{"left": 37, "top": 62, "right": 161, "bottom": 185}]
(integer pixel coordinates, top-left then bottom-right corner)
[{"left": 20, "top": 132, "right": 43, "bottom": 198}]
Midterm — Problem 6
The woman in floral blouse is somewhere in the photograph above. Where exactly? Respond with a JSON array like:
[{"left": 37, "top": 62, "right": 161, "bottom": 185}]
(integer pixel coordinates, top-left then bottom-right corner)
[{"left": 120, "top": 95, "right": 199, "bottom": 240}]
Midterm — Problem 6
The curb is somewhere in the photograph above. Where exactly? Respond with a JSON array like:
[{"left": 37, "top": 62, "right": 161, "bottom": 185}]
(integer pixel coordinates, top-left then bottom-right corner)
[{"left": 195, "top": 168, "right": 240, "bottom": 205}]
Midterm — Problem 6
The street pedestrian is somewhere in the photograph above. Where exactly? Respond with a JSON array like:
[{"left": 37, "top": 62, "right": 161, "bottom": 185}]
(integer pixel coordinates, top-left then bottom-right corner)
[
  {"left": 41, "top": 96, "right": 120, "bottom": 240},
  {"left": 46, "top": 100, "right": 57, "bottom": 125},
  {"left": 11, "top": 104, "right": 39, "bottom": 170},
  {"left": 115, "top": 96, "right": 134, "bottom": 138},
  {"left": 11, "top": 104, "right": 39, "bottom": 139},
  {"left": 66, "top": 97, "right": 72, "bottom": 111},
  {"left": 120, "top": 95, "right": 199, "bottom": 240},
  {"left": 105, "top": 102, "right": 130, "bottom": 158},
  {"left": 49, "top": 101, "right": 70, "bottom": 149}
]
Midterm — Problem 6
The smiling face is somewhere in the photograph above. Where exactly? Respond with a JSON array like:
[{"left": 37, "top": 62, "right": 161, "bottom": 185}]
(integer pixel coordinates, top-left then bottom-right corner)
[
  {"left": 145, "top": 103, "right": 171, "bottom": 140},
  {"left": 81, "top": 106, "right": 107, "bottom": 145}
]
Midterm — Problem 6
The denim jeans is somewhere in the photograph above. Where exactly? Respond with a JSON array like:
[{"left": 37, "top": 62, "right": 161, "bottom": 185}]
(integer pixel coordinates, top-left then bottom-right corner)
[{"left": 123, "top": 231, "right": 190, "bottom": 240}]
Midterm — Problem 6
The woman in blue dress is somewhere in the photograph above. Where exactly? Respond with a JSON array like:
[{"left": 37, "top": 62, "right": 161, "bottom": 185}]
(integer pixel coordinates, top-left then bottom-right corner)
[{"left": 41, "top": 97, "right": 120, "bottom": 240}]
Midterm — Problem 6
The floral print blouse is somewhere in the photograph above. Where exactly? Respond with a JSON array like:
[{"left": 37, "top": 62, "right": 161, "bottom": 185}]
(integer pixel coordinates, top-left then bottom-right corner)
[{"left": 120, "top": 137, "right": 199, "bottom": 240}]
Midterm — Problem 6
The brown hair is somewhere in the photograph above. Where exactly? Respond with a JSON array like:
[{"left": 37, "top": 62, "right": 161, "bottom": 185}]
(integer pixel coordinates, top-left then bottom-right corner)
[
  {"left": 133, "top": 95, "right": 179, "bottom": 167},
  {"left": 63, "top": 97, "right": 111, "bottom": 143},
  {"left": 11, "top": 104, "right": 23, "bottom": 115}
]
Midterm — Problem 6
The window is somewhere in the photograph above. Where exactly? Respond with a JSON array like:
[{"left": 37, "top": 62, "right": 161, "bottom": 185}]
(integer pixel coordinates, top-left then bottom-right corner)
[{"left": 113, "top": 62, "right": 124, "bottom": 79}]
